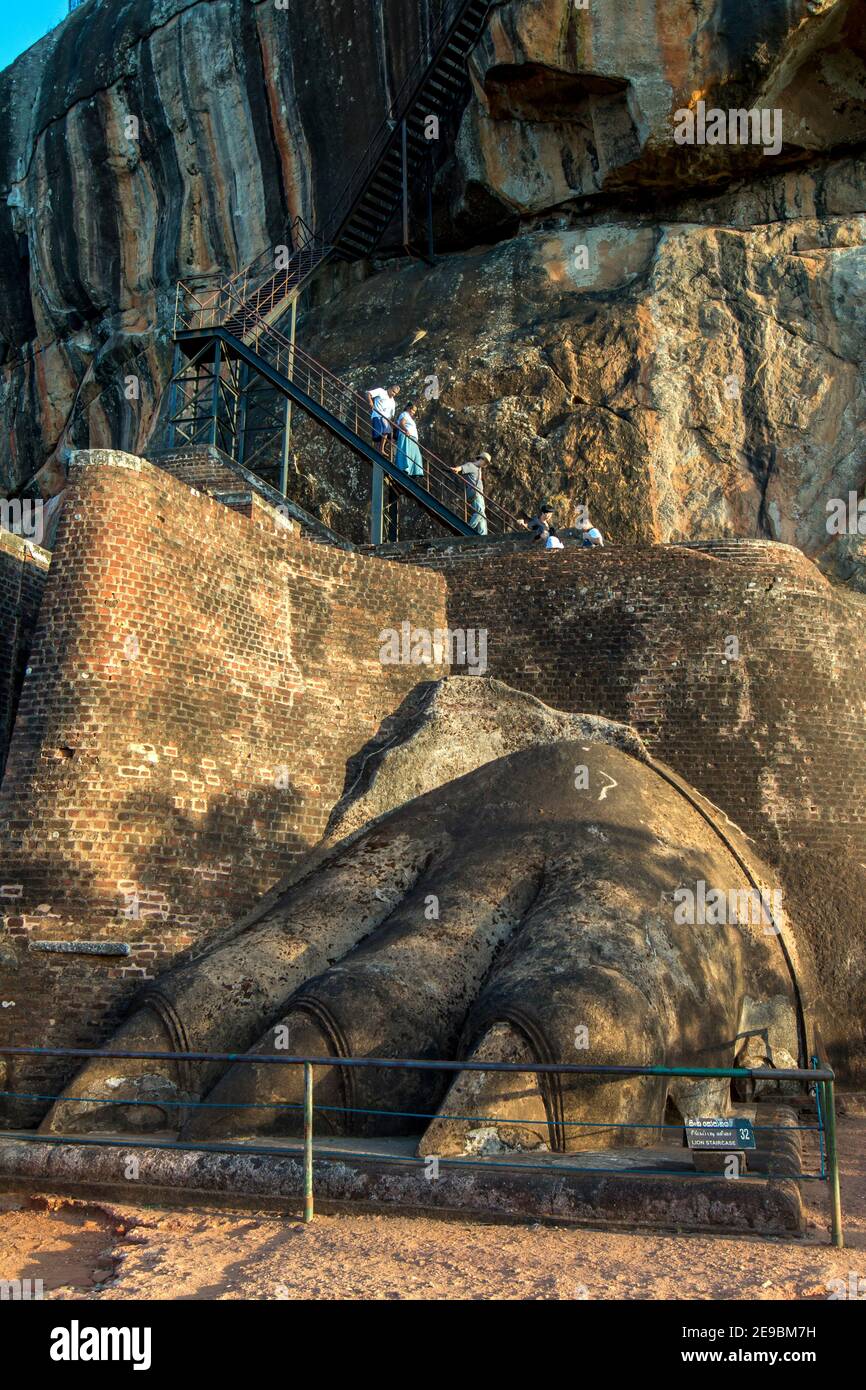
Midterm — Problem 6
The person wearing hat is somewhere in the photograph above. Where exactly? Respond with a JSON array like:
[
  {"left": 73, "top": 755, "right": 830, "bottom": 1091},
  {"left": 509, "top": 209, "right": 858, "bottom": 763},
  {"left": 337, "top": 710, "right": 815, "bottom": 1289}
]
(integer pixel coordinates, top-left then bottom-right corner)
[
  {"left": 530, "top": 504, "right": 555, "bottom": 543},
  {"left": 451, "top": 452, "right": 490, "bottom": 536}
]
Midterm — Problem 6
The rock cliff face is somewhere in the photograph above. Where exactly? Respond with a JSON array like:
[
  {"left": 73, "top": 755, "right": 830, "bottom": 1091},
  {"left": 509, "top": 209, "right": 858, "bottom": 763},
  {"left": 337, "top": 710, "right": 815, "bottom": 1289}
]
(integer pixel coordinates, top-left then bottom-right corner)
[{"left": 2, "top": 0, "right": 866, "bottom": 579}]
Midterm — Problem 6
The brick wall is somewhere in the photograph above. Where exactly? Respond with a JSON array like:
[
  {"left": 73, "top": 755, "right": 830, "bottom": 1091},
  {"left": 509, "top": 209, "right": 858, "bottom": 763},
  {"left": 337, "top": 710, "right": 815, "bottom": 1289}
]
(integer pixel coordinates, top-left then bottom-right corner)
[
  {"left": 0, "top": 451, "right": 446, "bottom": 1118},
  {"left": 389, "top": 534, "right": 866, "bottom": 1081},
  {"left": 390, "top": 535, "right": 866, "bottom": 857},
  {"left": 4, "top": 477, "right": 865, "bottom": 1110},
  {"left": 0, "top": 528, "right": 51, "bottom": 781},
  {"left": 149, "top": 445, "right": 352, "bottom": 547}
]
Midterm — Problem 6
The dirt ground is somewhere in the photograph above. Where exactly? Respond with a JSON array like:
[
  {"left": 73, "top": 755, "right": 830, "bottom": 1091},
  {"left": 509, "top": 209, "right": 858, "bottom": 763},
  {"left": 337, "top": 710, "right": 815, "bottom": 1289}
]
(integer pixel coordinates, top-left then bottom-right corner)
[{"left": 1, "top": 1113, "right": 863, "bottom": 1301}]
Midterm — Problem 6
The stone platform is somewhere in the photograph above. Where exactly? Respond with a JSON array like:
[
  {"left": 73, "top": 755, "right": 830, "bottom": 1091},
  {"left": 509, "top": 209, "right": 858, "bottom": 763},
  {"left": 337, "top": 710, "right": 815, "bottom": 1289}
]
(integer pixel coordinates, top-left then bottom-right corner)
[{"left": 0, "top": 1131, "right": 804, "bottom": 1236}]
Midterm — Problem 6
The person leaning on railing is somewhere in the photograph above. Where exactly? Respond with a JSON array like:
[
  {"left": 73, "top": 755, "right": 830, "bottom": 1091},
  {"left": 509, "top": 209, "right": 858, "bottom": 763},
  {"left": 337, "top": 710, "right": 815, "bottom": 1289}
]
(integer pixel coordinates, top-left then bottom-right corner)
[{"left": 450, "top": 452, "right": 491, "bottom": 536}]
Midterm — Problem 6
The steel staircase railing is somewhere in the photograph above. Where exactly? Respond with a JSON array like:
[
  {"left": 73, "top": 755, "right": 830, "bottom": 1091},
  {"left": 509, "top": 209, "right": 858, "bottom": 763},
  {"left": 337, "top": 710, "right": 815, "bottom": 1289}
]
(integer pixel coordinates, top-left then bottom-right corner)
[
  {"left": 192, "top": 0, "right": 491, "bottom": 338},
  {"left": 175, "top": 282, "right": 522, "bottom": 538},
  {"left": 168, "top": 0, "right": 503, "bottom": 539},
  {"left": 183, "top": 218, "right": 328, "bottom": 342},
  {"left": 325, "top": 0, "right": 489, "bottom": 249}
]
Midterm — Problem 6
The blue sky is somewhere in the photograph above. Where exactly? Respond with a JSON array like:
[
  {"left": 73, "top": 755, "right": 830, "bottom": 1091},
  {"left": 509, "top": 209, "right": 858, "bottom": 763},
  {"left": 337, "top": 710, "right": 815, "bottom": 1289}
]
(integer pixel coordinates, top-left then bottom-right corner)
[{"left": 0, "top": 1, "right": 71, "bottom": 73}]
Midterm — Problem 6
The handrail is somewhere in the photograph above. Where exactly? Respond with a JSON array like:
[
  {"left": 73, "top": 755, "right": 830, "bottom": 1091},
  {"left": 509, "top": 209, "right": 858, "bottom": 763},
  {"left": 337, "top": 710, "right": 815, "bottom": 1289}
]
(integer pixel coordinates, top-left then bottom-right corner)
[
  {"left": 0, "top": 1045, "right": 836, "bottom": 1079},
  {"left": 179, "top": 220, "right": 331, "bottom": 335},
  {"left": 219, "top": 218, "right": 330, "bottom": 310},
  {"left": 176, "top": 277, "right": 522, "bottom": 535},
  {"left": 0, "top": 1044, "right": 843, "bottom": 1243},
  {"left": 324, "top": 0, "right": 476, "bottom": 240},
  {"left": 184, "top": 0, "right": 485, "bottom": 329}
]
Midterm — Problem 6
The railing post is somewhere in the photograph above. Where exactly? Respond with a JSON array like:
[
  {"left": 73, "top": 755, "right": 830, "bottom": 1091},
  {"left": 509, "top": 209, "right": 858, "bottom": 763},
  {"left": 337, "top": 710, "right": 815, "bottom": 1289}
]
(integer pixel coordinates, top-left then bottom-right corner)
[
  {"left": 209, "top": 337, "right": 222, "bottom": 448},
  {"left": 166, "top": 343, "right": 184, "bottom": 450},
  {"left": 303, "top": 1061, "right": 314, "bottom": 1224},
  {"left": 283, "top": 296, "right": 298, "bottom": 482},
  {"left": 235, "top": 359, "right": 249, "bottom": 467},
  {"left": 823, "top": 1074, "right": 844, "bottom": 1248},
  {"left": 371, "top": 464, "right": 386, "bottom": 545},
  {"left": 280, "top": 395, "right": 292, "bottom": 500}
]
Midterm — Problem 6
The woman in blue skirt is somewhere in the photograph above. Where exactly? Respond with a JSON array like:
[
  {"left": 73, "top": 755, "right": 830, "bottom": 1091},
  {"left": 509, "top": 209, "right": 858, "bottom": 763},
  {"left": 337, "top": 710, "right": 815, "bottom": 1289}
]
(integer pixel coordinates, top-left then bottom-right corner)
[{"left": 394, "top": 404, "right": 424, "bottom": 478}]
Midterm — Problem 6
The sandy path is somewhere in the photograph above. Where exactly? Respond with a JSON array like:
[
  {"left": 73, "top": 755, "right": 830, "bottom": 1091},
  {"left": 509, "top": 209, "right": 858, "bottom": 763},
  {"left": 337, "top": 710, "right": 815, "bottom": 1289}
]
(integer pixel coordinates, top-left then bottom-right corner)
[{"left": 1, "top": 1114, "right": 863, "bottom": 1301}]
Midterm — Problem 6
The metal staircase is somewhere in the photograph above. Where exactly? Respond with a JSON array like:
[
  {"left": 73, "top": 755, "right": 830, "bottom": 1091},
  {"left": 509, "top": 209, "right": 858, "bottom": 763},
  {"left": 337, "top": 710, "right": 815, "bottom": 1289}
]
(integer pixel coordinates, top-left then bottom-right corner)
[
  {"left": 172, "top": 281, "right": 521, "bottom": 538},
  {"left": 166, "top": 0, "right": 509, "bottom": 542},
  {"left": 325, "top": 0, "right": 491, "bottom": 265}
]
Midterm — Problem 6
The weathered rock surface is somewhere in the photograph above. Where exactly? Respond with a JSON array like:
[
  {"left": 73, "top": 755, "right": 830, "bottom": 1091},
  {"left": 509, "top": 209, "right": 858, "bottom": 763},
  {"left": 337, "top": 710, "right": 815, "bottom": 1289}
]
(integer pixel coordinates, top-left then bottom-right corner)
[
  {"left": 324, "top": 675, "right": 649, "bottom": 842},
  {"left": 451, "top": 0, "right": 866, "bottom": 221},
  {"left": 300, "top": 179, "right": 866, "bottom": 578},
  {"left": 42, "top": 740, "right": 807, "bottom": 1151},
  {"left": 1, "top": 0, "right": 865, "bottom": 580}
]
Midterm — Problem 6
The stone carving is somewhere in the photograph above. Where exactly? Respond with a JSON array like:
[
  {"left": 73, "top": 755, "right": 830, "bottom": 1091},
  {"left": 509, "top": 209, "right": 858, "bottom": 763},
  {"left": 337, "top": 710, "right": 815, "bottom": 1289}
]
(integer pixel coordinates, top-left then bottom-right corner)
[{"left": 42, "top": 737, "right": 808, "bottom": 1152}]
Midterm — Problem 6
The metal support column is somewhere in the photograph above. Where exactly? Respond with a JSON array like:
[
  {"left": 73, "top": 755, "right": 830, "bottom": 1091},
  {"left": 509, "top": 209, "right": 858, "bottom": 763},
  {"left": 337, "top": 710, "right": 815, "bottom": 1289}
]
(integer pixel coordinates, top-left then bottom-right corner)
[
  {"left": 235, "top": 360, "right": 249, "bottom": 467},
  {"left": 371, "top": 462, "right": 386, "bottom": 544},
  {"left": 824, "top": 1075, "right": 844, "bottom": 1248},
  {"left": 303, "top": 1061, "right": 314, "bottom": 1224},
  {"left": 209, "top": 338, "right": 222, "bottom": 448},
  {"left": 166, "top": 343, "right": 184, "bottom": 449},
  {"left": 279, "top": 297, "right": 298, "bottom": 497}
]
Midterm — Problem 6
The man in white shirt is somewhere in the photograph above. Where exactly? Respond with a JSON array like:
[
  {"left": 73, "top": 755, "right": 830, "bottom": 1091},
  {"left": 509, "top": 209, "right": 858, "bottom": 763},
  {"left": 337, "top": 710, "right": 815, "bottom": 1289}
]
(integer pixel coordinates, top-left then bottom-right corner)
[{"left": 367, "top": 385, "right": 399, "bottom": 455}]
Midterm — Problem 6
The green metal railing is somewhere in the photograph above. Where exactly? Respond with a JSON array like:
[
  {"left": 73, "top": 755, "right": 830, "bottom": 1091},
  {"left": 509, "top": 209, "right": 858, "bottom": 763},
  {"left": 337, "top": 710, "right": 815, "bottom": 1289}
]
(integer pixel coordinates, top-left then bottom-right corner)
[{"left": 0, "top": 1046, "right": 843, "bottom": 1245}]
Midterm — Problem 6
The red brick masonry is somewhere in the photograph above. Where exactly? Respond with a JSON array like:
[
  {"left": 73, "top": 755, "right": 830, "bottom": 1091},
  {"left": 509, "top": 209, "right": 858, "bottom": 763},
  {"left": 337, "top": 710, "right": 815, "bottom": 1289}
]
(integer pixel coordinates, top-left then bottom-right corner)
[
  {"left": 0, "top": 528, "right": 51, "bottom": 780},
  {"left": 2, "top": 457, "right": 865, "bottom": 1114},
  {"left": 0, "top": 452, "right": 445, "bottom": 1113}
]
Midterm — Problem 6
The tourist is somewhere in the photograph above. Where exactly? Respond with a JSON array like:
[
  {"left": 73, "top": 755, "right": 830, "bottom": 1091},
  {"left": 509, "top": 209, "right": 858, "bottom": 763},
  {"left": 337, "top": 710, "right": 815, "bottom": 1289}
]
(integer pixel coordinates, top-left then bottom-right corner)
[
  {"left": 451, "top": 452, "right": 490, "bottom": 536},
  {"left": 530, "top": 504, "right": 555, "bottom": 543},
  {"left": 394, "top": 403, "right": 424, "bottom": 478},
  {"left": 581, "top": 516, "right": 604, "bottom": 547},
  {"left": 367, "top": 384, "right": 399, "bottom": 455}
]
